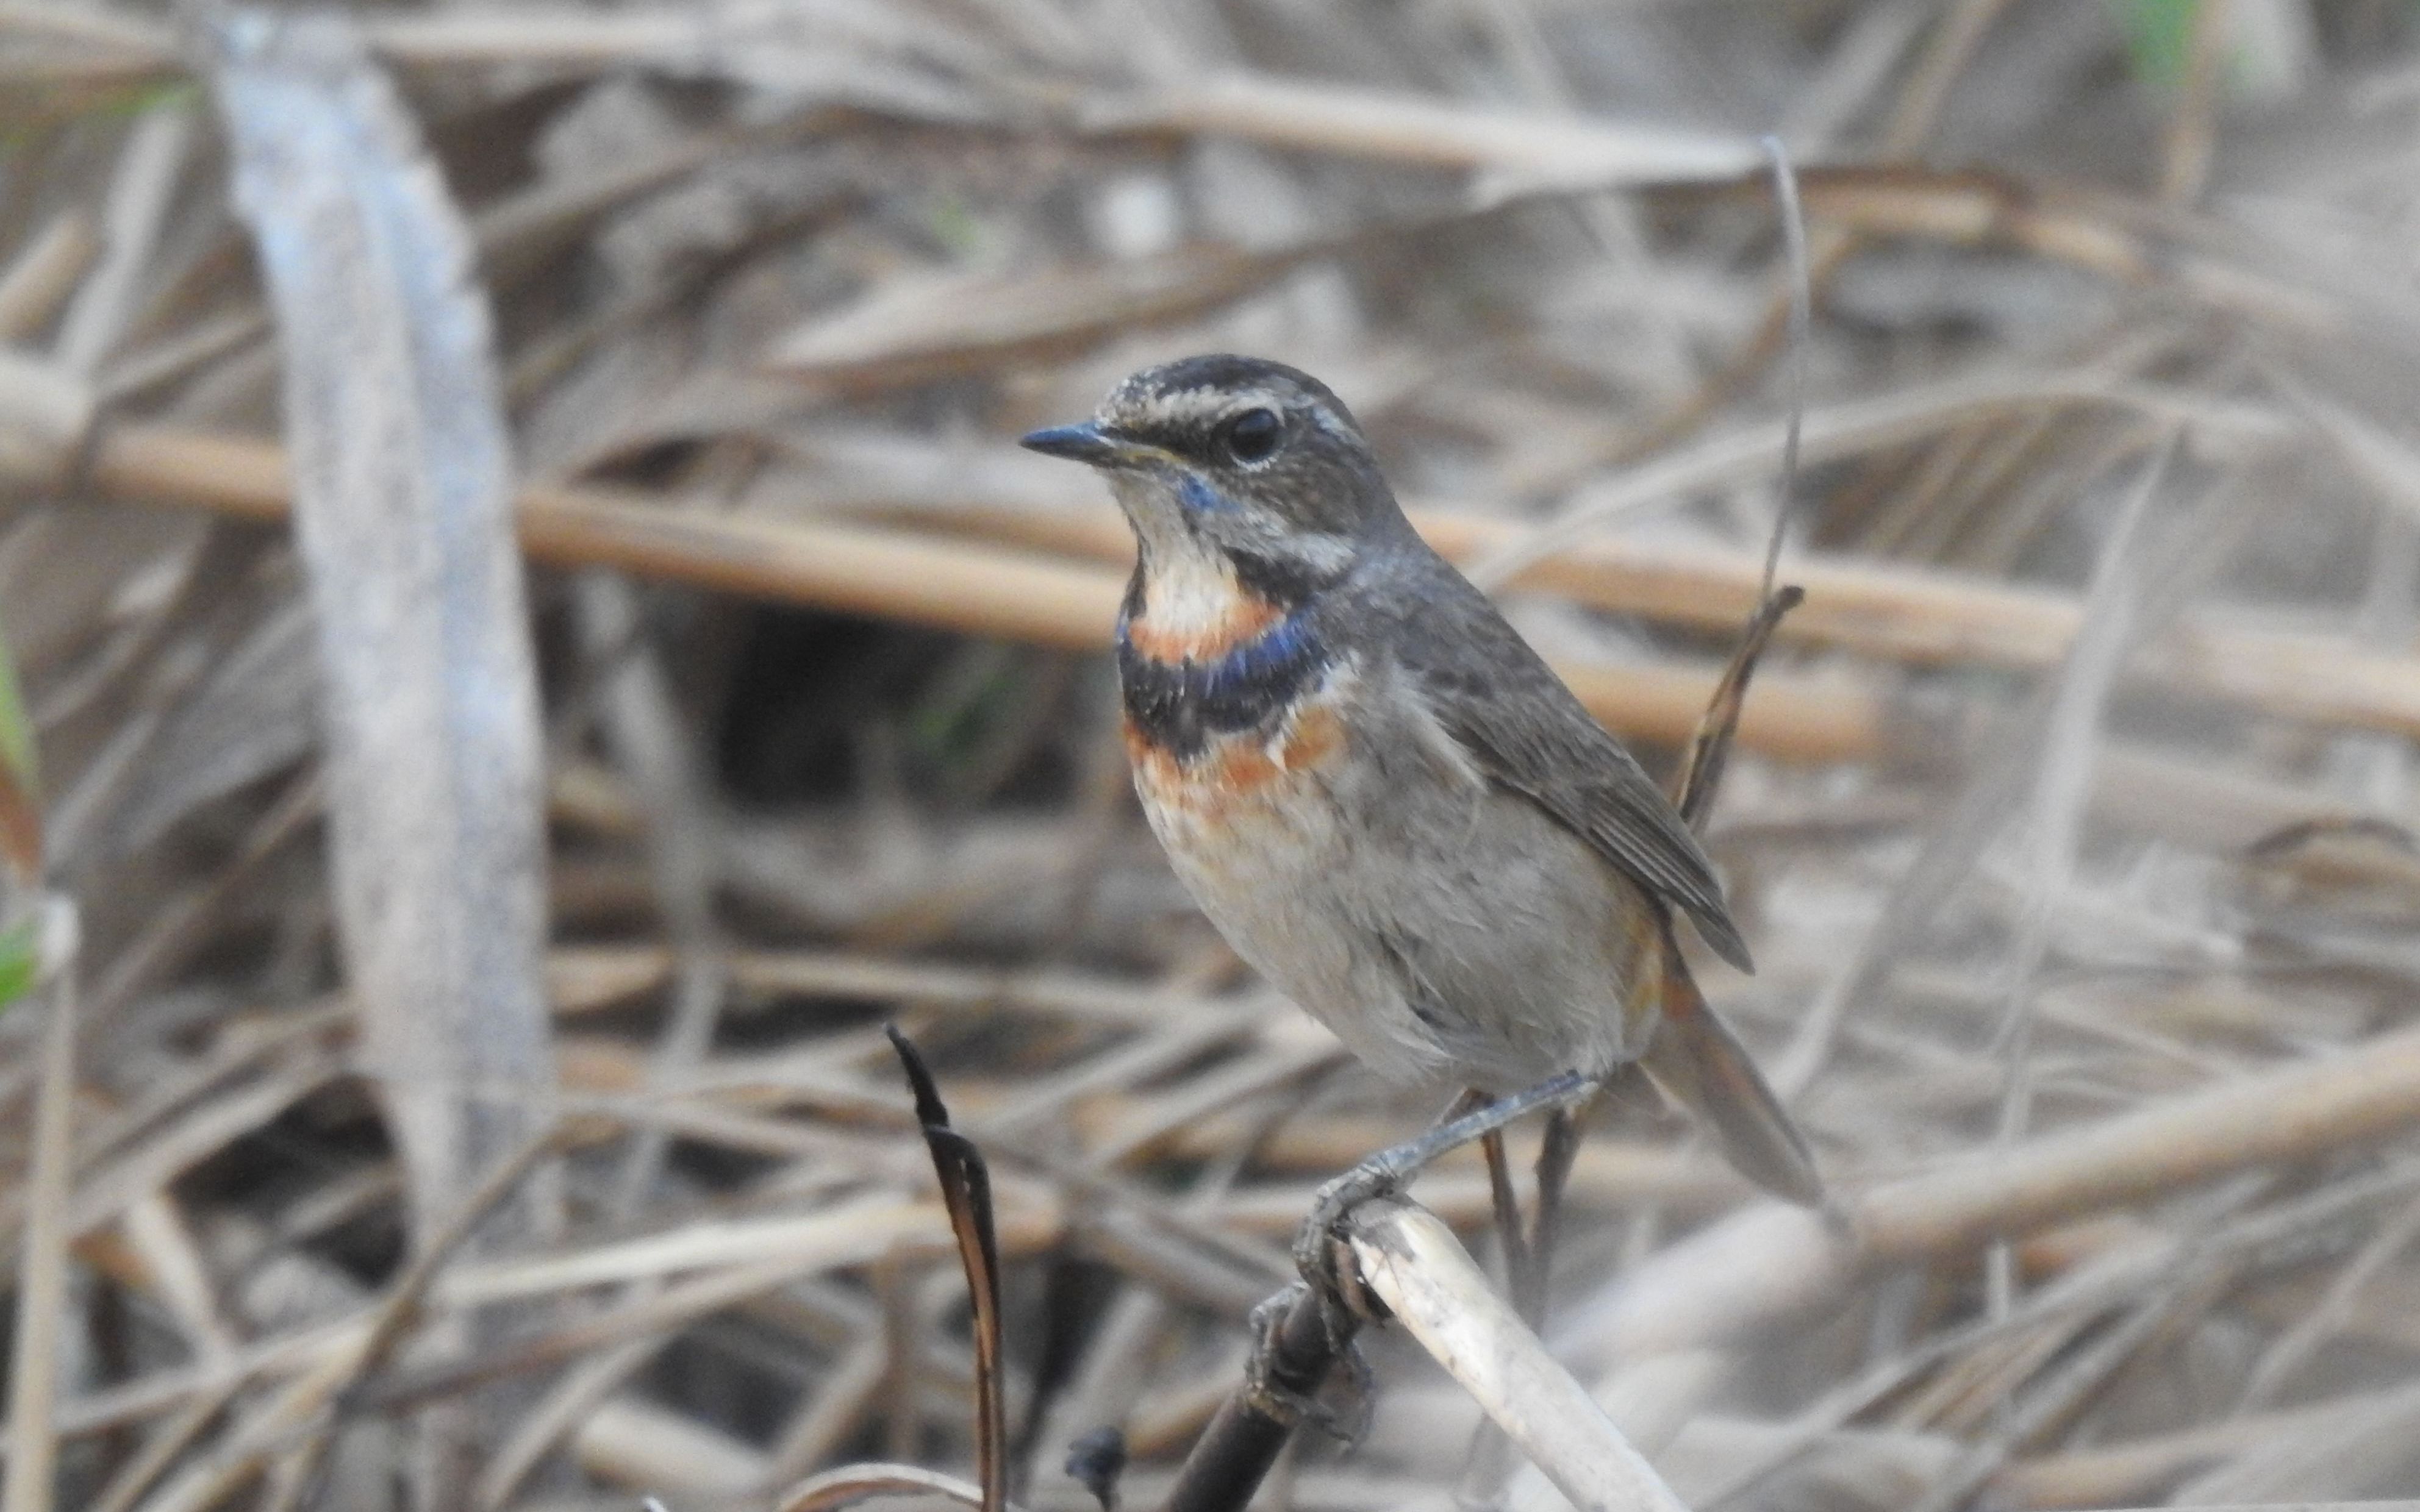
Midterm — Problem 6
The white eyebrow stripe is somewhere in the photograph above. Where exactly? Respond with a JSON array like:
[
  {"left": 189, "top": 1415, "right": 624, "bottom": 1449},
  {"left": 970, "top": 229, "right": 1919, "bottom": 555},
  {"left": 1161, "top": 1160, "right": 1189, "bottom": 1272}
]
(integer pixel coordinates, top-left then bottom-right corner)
[{"left": 1110, "top": 383, "right": 1341, "bottom": 437}]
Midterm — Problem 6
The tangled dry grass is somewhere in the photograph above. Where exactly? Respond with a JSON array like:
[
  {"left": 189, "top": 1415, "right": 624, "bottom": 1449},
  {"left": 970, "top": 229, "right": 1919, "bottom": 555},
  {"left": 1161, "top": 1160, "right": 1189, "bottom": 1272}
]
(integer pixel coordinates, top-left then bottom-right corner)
[{"left": 11, "top": 3, "right": 2420, "bottom": 1510}]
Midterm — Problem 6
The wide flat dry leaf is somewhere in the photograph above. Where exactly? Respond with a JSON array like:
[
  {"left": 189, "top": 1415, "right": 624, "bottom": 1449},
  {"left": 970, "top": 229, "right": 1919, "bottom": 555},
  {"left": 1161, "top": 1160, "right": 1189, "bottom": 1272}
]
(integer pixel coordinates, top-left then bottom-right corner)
[{"left": 209, "top": 10, "right": 557, "bottom": 1255}]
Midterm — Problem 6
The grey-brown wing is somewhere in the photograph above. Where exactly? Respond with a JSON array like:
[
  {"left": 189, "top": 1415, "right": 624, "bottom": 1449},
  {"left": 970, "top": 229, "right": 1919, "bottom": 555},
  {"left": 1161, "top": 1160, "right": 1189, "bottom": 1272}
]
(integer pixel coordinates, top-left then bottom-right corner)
[{"left": 1382, "top": 558, "right": 1754, "bottom": 973}]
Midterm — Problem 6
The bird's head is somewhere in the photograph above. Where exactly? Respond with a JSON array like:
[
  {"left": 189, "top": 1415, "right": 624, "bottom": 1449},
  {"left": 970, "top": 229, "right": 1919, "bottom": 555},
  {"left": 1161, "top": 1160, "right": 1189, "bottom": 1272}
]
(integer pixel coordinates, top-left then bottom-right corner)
[{"left": 1020, "top": 355, "right": 1407, "bottom": 593}]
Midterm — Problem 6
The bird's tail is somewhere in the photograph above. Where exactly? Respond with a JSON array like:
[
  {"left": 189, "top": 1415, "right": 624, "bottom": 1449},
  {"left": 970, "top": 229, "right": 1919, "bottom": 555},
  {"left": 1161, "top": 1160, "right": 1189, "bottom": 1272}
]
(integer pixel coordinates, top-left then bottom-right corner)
[{"left": 1636, "top": 921, "right": 1824, "bottom": 1207}]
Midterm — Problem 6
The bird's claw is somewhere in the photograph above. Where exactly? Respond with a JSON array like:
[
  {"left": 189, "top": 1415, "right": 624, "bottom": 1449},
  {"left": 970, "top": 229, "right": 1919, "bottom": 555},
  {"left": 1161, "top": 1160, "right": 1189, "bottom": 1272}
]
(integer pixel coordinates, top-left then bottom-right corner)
[{"left": 1291, "top": 1158, "right": 1404, "bottom": 1338}]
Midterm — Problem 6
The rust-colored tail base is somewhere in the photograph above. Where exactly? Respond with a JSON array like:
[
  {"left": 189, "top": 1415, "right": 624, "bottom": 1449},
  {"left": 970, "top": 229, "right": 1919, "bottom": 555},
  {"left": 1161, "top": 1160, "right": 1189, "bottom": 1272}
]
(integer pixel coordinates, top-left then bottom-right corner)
[{"left": 1636, "top": 922, "right": 1824, "bottom": 1207}]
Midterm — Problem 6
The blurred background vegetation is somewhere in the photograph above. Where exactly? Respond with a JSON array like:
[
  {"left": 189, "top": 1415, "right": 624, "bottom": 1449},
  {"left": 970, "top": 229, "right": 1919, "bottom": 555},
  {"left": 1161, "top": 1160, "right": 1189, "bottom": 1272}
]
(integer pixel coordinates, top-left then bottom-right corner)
[{"left": 12, "top": 2, "right": 2420, "bottom": 1510}]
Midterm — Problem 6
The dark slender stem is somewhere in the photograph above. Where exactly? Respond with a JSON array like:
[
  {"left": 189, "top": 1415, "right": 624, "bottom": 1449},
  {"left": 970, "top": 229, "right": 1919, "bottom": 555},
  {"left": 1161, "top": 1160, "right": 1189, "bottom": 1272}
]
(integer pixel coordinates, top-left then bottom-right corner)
[{"left": 1161, "top": 1288, "right": 1345, "bottom": 1512}]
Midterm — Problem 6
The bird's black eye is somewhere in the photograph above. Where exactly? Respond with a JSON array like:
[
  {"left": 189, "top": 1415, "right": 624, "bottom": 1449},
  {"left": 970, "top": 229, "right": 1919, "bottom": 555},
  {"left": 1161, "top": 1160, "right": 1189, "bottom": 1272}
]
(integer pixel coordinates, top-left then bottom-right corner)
[{"left": 1219, "top": 407, "right": 1283, "bottom": 465}]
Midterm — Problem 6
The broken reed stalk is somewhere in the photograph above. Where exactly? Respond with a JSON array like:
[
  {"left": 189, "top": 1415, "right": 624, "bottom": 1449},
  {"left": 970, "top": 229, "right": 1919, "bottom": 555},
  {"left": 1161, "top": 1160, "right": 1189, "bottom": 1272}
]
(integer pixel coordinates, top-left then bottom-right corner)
[
  {"left": 207, "top": 40, "right": 561, "bottom": 1511},
  {"left": 1344, "top": 1200, "right": 1688, "bottom": 1512}
]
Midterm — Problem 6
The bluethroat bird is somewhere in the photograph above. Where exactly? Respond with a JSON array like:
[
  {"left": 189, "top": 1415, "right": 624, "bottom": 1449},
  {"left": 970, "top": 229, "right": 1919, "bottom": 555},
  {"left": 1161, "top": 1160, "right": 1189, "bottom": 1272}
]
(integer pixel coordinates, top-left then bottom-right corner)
[{"left": 1022, "top": 355, "right": 1820, "bottom": 1207}]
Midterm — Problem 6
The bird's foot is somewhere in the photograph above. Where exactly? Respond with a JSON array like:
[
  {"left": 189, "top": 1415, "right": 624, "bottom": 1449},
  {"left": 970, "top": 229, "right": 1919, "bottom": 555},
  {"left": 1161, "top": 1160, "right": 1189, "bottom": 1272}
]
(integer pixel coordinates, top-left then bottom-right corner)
[{"left": 1289, "top": 1070, "right": 1595, "bottom": 1349}]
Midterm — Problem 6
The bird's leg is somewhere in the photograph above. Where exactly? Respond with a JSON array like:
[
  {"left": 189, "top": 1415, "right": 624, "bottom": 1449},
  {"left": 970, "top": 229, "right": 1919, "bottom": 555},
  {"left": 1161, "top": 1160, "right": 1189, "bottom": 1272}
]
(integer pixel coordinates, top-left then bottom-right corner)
[
  {"left": 1453, "top": 1089, "right": 1538, "bottom": 1314},
  {"left": 1290, "top": 1070, "right": 1593, "bottom": 1339},
  {"left": 1479, "top": 1126, "right": 1532, "bottom": 1300},
  {"left": 1519, "top": 1098, "right": 1592, "bottom": 1329},
  {"left": 1427, "top": 1089, "right": 1530, "bottom": 1302}
]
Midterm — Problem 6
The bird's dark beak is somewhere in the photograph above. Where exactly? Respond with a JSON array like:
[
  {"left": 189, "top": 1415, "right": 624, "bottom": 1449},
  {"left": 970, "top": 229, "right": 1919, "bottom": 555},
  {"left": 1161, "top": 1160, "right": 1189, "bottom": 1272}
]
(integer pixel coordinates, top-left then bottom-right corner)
[{"left": 1018, "top": 422, "right": 1129, "bottom": 466}]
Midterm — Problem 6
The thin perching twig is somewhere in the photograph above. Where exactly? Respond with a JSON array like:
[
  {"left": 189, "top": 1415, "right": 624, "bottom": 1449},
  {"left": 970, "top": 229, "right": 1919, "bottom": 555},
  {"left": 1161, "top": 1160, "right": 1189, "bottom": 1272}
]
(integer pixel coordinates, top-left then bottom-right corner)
[{"left": 1756, "top": 133, "right": 1810, "bottom": 607}]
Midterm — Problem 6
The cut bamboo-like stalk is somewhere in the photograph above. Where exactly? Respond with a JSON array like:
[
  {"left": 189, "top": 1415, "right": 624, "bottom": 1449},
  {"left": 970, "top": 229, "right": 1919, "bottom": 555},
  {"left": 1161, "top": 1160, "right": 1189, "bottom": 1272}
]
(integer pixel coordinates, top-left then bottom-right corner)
[{"left": 1345, "top": 1198, "right": 1690, "bottom": 1512}]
